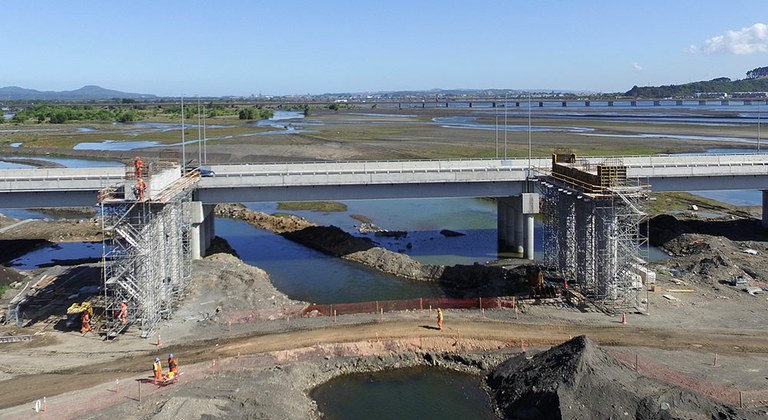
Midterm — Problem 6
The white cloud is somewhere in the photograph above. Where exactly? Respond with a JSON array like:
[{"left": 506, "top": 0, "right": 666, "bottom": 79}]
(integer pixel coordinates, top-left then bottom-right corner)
[
  {"left": 683, "top": 44, "right": 698, "bottom": 54},
  {"left": 632, "top": 62, "right": 644, "bottom": 71},
  {"left": 702, "top": 23, "right": 768, "bottom": 55}
]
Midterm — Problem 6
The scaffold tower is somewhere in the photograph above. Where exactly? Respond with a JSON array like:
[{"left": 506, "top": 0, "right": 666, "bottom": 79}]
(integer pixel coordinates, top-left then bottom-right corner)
[
  {"left": 542, "top": 154, "right": 649, "bottom": 312},
  {"left": 99, "top": 162, "right": 199, "bottom": 338}
]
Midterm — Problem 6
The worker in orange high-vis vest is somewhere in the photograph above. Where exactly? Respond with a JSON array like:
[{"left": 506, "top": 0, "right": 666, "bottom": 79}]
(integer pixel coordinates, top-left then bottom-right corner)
[
  {"left": 134, "top": 156, "right": 143, "bottom": 178},
  {"left": 153, "top": 357, "right": 162, "bottom": 384},
  {"left": 80, "top": 311, "right": 91, "bottom": 335},
  {"left": 437, "top": 307, "right": 443, "bottom": 330},
  {"left": 168, "top": 353, "right": 178, "bottom": 374},
  {"left": 119, "top": 301, "right": 128, "bottom": 325}
]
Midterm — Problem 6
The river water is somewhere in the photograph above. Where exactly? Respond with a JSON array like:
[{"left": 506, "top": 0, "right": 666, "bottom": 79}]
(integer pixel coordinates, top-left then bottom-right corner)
[{"left": 311, "top": 367, "right": 496, "bottom": 420}]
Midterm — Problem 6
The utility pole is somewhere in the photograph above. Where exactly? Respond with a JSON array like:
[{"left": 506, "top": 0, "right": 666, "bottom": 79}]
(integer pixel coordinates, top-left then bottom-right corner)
[{"left": 181, "top": 96, "right": 185, "bottom": 167}]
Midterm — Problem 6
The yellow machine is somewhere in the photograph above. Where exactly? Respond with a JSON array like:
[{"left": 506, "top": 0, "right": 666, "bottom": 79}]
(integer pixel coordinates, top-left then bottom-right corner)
[
  {"left": 66, "top": 302, "right": 93, "bottom": 316},
  {"left": 65, "top": 302, "right": 93, "bottom": 329}
]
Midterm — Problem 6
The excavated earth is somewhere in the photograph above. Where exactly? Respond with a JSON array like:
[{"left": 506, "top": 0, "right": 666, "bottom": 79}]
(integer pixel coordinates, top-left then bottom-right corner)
[{"left": 2, "top": 205, "right": 768, "bottom": 418}]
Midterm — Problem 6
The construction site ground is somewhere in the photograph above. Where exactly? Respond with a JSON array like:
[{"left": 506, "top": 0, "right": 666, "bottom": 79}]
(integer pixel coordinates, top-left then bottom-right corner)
[{"left": 2, "top": 206, "right": 768, "bottom": 417}]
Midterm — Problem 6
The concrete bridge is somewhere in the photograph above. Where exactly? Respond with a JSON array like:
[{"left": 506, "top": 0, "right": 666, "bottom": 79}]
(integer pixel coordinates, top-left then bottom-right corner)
[
  {"left": 2, "top": 153, "right": 768, "bottom": 258},
  {"left": 4, "top": 154, "right": 768, "bottom": 333}
]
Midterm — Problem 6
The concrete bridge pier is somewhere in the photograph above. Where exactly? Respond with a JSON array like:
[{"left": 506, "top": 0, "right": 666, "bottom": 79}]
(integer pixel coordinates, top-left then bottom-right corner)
[
  {"left": 513, "top": 196, "right": 525, "bottom": 254},
  {"left": 497, "top": 194, "right": 538, "bottom": 259},
  {"left": 189, "top": 202, "right": 216, "bottom": 259},
  {"left": 498, "top": 197, "right": 517, "bottom": 249},
  {"left": 762, "top": 191, "right": 768, "bottom": 228}
]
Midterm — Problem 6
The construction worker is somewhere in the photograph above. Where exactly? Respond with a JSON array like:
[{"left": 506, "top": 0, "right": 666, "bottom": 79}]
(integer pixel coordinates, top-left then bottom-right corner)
[
  {"left": 437, "top": 307, "right": 443, "bottom": 331},
  {"left": 119, "top": 301, "right": 128, "bottom": 325},
  {"left": 134, "top": 178, "right": 147, "bottom": 201},
  {"left": 134, "top": 156, "right": 143, "bottom": 178},
  {"left": 152, "top": 357, "right": 163, "bottom": 384},
  {"left": 168, "top": 353, "right": 178, "bottom": 375},
  {"left": 81, "top": 311, "right": 91, "bottom": 335}
]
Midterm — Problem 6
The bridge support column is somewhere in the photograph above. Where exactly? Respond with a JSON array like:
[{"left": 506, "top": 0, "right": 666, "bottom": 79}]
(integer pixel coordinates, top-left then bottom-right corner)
[
  {"left": 496, "top": 197, "right": 516, "bottom": 247},
  {"left": 524, "top": 214, "right": 535, "bottom": 260},
  {"left": 513, "top": 196, "right": 525, "bottom": 254},
  {"left": 496, "top": 197, "right": 510, "bottom": 245},
  {"left": 189, "top": 201, "right": 215, "bottom": 260},
  {"left": 521, "top": 193, "right": 539, "bottom": 260},
  {"left": 202, "top": 204, "right": 216, "bottom": 254},
  {"left": 762, "top": 191, "right": 768, "bottom": 228}
]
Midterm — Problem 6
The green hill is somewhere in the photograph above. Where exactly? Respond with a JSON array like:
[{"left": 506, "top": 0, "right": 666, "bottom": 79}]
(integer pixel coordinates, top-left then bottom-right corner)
[{"left": 624, "top": 66, "right": 768, "bottom": 98}]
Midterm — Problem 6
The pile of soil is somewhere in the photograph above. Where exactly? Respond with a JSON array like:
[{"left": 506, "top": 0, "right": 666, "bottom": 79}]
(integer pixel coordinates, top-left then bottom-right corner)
[
  {"left": 215, "top": 203, "right": 313, "bottom": 233},
  {"left": 487, "top": 336, "right": 751, "bottom": 419},
  {"left": 648, "top": 215, "right": 768, "bottom": 285},
  {"left": 177, "top": 252, "right": 306, "bottom": 325}
]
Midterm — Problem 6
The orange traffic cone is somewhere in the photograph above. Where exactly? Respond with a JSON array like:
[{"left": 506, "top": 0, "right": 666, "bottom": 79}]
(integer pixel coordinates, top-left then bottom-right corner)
[
  {"left": 620, "top": 313, "right": 627, "bottom": 325},
  {"left": 157, "top": 333, "right": 162, "bottom": 347}
]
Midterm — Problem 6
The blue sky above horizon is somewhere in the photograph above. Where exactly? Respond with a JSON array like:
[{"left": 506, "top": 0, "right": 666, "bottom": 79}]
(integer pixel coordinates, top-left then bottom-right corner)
[{"left": 4, "top": 1, "right": 768, "bottom": 97}]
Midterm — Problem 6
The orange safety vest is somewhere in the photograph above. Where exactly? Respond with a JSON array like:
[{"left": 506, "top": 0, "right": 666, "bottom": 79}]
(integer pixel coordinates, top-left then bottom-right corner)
[
  {"left": 153, "top": 361, "right": 162, "bottom": 374},
  {"left": 168, "top": 357, "right": 178, "bottom": 372}
]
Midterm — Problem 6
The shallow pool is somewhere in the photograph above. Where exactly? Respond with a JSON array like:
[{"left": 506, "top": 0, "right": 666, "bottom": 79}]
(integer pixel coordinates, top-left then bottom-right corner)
[{"left": 311, "top": 366, "right": 497, "bottom": 420}]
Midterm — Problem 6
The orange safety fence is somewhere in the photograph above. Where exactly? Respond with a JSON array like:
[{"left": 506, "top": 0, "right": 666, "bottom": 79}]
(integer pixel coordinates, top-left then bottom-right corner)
[
  {"left": 609, "top": 349, "right": 768, "bottom": 408},
  {"left": 301, "top": 296, "right": 518, "bottom": 317}
]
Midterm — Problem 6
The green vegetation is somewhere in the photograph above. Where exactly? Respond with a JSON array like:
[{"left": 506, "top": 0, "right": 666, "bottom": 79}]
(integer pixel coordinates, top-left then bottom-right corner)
[
  {"left": 238, "top": 107, "right": 274, "bottom": 120},
  {"left": 350, "top": 214, "right": 372, "bottom": 224},
  {"left": 11, "top": 104, "right": 138, "bottom": 124},
  {"left": 647, "top": 192, "right": 751, "bottom": 218},
  {"left": 277, "top": 201, "right": 348, "bottom": 212},
  {"left": 625, "top": 77, "right": 768, "bottom": 98},
  {"left": 7, "top": 102, "right": 277, "bottom": 125},
  {"left": 282, "top": 104, "right": 312, "bottom": 116}
]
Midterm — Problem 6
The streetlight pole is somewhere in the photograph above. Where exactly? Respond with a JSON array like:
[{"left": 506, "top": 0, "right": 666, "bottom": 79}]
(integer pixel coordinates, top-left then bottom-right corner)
[
  {"left": 504, "top": 93, "right": 508, "bottom": 160},
  {"left": 758, "top": 99, "right": 762, "bottom": 152},
  {"left": 528, "top": 93, "right": 532, "bottom": 175},
  {"left": 495, "top": 114, "right": 499, "bottom": 159},
  {"left": 181, "top": 96, "right": 185, "bottom": 167},
  {"left": 197, "top": 98, "right": 202, "bottom": 165}
]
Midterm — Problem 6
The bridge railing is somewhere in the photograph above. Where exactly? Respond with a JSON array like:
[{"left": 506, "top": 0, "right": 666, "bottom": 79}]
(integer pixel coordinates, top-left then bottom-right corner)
[{"left": 0, "top": 167, "right": 125, "bottom": 191}]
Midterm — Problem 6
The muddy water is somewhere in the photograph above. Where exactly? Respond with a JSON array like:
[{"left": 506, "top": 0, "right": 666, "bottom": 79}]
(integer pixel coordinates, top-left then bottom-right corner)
[
  {"left": 8, "top": 242, "right": 102, "bottom": 269},
  {"left": 311, "top": 367, "right": 497, "bottom": 420},
  {"left": 245, "top": 198, "right": 544, "bottom": 265},
  {"left": 216, "top": 217, "right": 446, "bottom": 303}
]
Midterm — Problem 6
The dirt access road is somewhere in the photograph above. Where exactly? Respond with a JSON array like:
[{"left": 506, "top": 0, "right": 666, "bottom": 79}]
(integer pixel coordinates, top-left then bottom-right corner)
[{"left": 2, "top": 315, "right": 768, "bottom": 411}]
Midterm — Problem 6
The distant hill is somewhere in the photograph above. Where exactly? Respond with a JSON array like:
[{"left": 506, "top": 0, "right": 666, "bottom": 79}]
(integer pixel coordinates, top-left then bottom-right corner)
[
  {"left": 625, "top": 66, "right": 768, "bottom": 98},
  {"left": 0, "top": 85, "right": 157, "bottom": 100}
]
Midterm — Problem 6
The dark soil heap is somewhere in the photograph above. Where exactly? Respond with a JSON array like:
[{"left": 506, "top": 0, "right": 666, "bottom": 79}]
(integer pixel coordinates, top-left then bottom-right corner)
[{"left": 487, "top": 336, "right": 747, "bottom": 420}]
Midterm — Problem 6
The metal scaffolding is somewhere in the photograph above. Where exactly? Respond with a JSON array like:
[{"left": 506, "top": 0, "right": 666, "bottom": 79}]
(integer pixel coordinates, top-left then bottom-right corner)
[
  {"left": 542, "top": 154, "right": 649, "bottom": 312},
  {"left": 99, "top": 164, "right": 197, "bottom": 338}
]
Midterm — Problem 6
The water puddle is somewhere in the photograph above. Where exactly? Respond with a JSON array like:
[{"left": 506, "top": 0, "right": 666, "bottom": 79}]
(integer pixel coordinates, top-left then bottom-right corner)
[
  {"left": 73, "top": 140, "right": 161, "bottom": 151},
  {"left": 8, "top": 242, "right": 102, "bottom": 269},
  {"left": 311, "top": 366, "right": 496, "bottom": 420}
]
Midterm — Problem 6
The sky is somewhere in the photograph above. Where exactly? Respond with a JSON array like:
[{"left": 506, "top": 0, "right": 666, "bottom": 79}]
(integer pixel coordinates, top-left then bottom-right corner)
[{"left": 3, "top": 0, "right": 768, "bottom": 97}]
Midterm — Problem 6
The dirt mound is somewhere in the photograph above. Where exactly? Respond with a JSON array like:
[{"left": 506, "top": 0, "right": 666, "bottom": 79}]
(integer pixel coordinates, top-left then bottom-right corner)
[
  {"left": 487, "top": 336, "right": 747, "bottom": 420},
  {"left": 647, "top": 214, "right": 768, "bottom": 246},
  {"left": 215, "top": 203, "right": 313, "bottom": 233},
  {"left": 283, "top": 225, "right": 376, "bottom": 255},
  {"left": 185, "top": 253, "right": 305, "bottom": 317}
]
